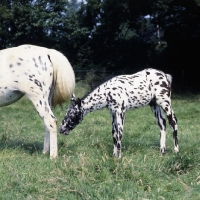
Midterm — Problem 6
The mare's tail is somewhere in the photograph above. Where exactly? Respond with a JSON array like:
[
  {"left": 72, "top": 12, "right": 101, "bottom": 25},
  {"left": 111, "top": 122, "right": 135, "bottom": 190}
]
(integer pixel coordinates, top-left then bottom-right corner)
[{"left": 48, "top": 49, "right": 75, "bottom": 107}]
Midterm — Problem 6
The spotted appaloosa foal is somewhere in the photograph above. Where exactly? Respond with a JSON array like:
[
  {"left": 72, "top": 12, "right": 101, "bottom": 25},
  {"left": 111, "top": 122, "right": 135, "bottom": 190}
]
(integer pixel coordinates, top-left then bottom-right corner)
[{"left": 60, "top": 68, "right": 179, "bottom": 158}]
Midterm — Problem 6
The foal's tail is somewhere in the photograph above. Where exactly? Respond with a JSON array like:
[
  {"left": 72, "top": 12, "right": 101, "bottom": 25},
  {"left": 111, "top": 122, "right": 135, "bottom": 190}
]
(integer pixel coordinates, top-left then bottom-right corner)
[
  {"left": 48, "top": 49, "right": 75, "bottom": 107},
  {"left": 166, "top": 74, "right": 172, "bottom": 85}
]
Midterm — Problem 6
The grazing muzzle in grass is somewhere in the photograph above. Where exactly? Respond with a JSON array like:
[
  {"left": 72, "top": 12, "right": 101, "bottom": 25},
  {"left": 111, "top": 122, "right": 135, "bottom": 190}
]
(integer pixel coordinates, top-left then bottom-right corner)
[{"left": 59, "top": 95, "right": 83, "bottom": 135}]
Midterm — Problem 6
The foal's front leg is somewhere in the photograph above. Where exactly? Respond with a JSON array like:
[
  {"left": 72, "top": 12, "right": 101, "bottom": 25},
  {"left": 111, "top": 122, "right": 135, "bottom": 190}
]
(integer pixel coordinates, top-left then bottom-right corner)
[{"left": 111, "top": 111, "right": 125, "bottom": 158}]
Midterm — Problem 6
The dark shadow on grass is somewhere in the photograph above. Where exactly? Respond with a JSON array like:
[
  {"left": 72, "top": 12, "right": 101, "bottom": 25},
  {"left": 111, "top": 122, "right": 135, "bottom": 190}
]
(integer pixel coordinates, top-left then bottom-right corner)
[{"left": 0, "top": 138, "right": 43, "bottom": 155}]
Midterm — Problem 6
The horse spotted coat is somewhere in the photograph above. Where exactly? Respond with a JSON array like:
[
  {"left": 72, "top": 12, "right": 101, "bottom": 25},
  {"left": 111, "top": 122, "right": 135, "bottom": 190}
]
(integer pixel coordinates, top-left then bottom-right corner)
[
  {"left": 60, "top": 68, "right": 179, "bottom": 158},
  {"left": 0, "top": 45, "right": 75, "bottom": 159}
]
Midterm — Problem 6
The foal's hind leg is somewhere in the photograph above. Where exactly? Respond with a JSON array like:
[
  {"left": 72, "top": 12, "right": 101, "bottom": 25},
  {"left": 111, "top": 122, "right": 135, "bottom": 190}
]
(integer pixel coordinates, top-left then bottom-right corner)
[
  {"left": 167, "top": 108, "right": 179, "bottom": 152},
  {"left": 150, "top": 105, "right": 167, "bottom": 153},
  {"left": 156, "top": 98, "right": 179, "bottom": 153}
]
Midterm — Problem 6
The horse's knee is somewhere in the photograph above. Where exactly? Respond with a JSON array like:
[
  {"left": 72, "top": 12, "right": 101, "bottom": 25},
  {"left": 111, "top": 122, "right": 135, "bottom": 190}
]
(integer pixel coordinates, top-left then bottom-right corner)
[
  {"left": 45, "top": 116, "right": 57, "bottom": 130},
  {"left": 167, "top": 112, "right": 177, "bottom": 130}
]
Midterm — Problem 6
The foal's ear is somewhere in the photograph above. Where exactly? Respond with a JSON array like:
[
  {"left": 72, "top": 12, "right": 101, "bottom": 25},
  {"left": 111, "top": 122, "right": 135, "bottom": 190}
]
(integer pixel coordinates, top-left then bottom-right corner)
[
  {"left": 71, "top": 94, "right": 76, "bottom": 105},
  {"left": 76, "top": 98, "right": 82, "bottom": 107},
  {"left": 71, "top": 94, "right": 81, "bottom": 107}
]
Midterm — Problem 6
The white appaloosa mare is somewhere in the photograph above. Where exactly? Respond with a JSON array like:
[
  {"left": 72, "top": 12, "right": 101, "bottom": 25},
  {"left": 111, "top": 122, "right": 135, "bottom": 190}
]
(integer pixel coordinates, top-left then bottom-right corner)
[{"left": 0, "top": 44, "right": 75, "bottom": 159}]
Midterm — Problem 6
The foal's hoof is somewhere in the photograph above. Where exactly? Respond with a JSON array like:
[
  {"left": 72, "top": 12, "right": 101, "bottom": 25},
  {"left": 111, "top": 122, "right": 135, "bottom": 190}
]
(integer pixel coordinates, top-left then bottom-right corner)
[
  {"left": 174, "top": 145, "right": 179, "bottom": 153},
  {"left": 160, "top": 147, "right": 166, "bottom": 154},
  {"left": 113, "top": 152, "right": 122, "bottom": 159}
]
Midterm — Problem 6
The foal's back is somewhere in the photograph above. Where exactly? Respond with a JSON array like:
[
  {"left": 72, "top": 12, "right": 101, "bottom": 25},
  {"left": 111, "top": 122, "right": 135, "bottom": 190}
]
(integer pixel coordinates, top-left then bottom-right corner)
[{"left": 105, "top": 68, "right": 171, "bottom": 110}]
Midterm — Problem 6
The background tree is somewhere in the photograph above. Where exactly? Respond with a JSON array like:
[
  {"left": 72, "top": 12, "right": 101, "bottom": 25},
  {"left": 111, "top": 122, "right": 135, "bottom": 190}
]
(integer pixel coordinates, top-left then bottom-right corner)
[
  {"left": 0, "top": 0, "right": 89, "bottom": 66},
  {"left": 78, "top": 0, "right": 160, "bottom": 72},
  {"left": 0, "top": 0, "right": 200, "bottom": 91}
]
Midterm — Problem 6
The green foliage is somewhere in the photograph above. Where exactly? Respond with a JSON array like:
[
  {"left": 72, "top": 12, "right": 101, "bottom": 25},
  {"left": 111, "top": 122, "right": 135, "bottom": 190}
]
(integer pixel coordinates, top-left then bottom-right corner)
[
  {"left": 78, "top": 0, "right": 159, "bottom": 71},
  {"left": 1, "top": 0, "right": 200, "bottom": 90},
  {"left": 0, "top": 0, "right": 90, "bottom": 62},
  {"left": 159, "top": 0, "right": 200, "bottom": 88}
]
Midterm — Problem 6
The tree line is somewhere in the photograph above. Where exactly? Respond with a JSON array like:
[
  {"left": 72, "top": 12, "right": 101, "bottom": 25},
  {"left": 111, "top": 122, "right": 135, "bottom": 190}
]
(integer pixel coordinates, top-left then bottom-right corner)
[{"left": 1, "top": 0, "right": 200, "bottom": 91}]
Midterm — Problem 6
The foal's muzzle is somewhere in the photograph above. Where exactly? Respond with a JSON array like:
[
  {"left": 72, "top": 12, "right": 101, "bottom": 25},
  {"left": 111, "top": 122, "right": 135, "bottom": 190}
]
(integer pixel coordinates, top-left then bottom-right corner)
[{"left": 59, "top": 126, "right": 70, "bottom": 135}]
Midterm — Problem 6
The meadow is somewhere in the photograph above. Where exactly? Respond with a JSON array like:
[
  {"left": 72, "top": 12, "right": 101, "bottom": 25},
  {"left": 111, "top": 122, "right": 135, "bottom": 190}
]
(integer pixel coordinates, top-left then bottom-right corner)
[{"left": 0, "top": 81, "right": 200, "bottom": 199}]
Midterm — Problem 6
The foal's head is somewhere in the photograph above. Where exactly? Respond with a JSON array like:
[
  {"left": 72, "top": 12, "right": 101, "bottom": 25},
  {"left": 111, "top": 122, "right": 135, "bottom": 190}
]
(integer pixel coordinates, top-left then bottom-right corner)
[{"left": 59, "top": 94, "right": 83, "bottom": 135}]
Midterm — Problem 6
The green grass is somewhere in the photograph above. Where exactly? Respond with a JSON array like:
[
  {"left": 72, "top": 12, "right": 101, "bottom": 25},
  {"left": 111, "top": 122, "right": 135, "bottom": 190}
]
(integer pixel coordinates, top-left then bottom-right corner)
[{"left": 0, "top": 83, "right": 200, "bottom": 199}]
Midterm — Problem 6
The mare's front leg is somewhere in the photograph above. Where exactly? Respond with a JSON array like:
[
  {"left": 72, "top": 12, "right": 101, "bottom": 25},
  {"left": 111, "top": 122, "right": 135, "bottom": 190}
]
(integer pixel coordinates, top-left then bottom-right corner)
[
  {"left": 150, "top": 105, "right": 167, "bottom": 153},
  {"left": 111, "top": 111, "right": 125, "bottom": 158}
]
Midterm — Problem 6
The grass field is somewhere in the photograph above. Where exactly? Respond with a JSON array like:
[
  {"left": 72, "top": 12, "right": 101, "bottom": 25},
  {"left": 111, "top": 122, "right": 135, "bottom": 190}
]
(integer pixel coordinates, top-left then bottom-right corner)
[{"left": 0, "top": 82, "right": 200, "bottom": 199}]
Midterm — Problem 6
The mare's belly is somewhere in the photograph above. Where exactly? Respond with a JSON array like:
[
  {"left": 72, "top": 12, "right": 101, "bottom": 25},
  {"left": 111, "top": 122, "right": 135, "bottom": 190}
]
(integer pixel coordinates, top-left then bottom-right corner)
[{"left": 0, "top": 89, "right": 24, "bottom": 107}]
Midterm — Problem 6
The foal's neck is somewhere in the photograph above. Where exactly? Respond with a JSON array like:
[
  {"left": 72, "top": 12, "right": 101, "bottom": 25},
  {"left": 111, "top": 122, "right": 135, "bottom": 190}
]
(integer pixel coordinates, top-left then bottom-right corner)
[{"left": 82, "top": 86, "right": 107, "bottom": 115}]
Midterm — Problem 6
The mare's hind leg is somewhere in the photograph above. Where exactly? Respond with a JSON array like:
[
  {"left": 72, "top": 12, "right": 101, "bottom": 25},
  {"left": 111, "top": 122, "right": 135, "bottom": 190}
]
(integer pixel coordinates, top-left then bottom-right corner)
[
  {"left": 150, "top": 104, "right": 167, "bottom": 153},
  {"left": 156, "top": 98, "right": 179, "bottom": 153},
  {"left": 29, "top": 98, "right": 58, "bottom": 159}
]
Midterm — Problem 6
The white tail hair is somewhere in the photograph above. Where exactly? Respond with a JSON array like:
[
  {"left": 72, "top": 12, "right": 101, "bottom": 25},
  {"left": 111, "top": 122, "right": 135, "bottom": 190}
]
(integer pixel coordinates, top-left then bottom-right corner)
[
  {"left": 166, "top": 74, "right": 172, "bottom": 85},
  {"left": 48, "top": 49, "right": 75, "bottom": 107}
]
